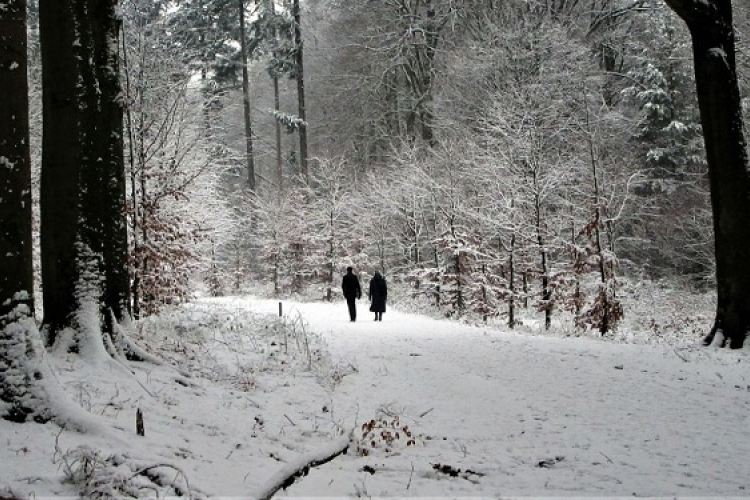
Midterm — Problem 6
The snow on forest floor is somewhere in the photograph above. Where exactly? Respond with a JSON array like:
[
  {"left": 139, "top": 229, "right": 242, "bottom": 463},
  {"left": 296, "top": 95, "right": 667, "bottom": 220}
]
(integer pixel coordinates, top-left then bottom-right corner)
[{"left": 2, "top": 295, "right": 750, "bottom": 499}]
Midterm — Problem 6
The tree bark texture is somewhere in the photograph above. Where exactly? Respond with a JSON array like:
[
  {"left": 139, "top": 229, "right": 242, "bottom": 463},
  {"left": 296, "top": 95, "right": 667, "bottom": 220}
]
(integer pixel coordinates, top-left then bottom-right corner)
[
  {"left": 664, "top": 0, "right": 750, "bottom": 348},
  {"left": 0, "top": 0, "right": 51, "bottom": 424},
  {"left": 0, "top": 0, "right": 34, "bottom": 321},
  {"left": 39, "top": 0, "right": 79, "bottom": 341},
  {"left": 40, "top": 0, "right": 130, "bottom": 344},
  {"left": 81, "top": 0, "right": 131, "bottom": 334}
]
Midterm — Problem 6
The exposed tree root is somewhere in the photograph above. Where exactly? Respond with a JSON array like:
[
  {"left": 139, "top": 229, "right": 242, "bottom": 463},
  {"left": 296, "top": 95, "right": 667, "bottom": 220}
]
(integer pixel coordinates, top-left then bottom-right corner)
[{"left": 110, "top": 312, "right": 163, "bottom": 365}]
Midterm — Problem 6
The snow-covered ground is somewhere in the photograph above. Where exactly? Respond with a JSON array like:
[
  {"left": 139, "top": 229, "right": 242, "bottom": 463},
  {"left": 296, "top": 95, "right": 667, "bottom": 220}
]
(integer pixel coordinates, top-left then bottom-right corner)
[{"left": 2, "top": 295, "right": 749, "bottom": 498}]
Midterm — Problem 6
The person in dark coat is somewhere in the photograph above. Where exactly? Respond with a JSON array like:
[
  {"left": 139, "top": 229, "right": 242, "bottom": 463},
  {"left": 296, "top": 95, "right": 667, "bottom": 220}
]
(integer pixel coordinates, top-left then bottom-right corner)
[
  {"left": 341, "top": 266, "right": 362, "bottom": 322},
  {"left": 368, "top": 271, "right": 387, "bottom": 321}
]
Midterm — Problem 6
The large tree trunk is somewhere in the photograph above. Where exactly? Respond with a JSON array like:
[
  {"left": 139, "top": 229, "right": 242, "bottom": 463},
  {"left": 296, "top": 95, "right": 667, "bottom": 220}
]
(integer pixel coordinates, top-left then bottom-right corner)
[
  {"left": 0, "top": 0, "right": 34, "bottom": 321},
  {"left": 40, "top": 0, "right": 80, "bottom": 342},
  {"left": 664, "top": 0, "right": 750, "bottom": 348},
  {"left": 40, "top": 0, "right": 130, "bottom": 345},
  {"left": 0, "top": 0, "right": 50, "bottom": 424},
  {"left": 86, "top": 0, "right": 131, "bottom": 333}
]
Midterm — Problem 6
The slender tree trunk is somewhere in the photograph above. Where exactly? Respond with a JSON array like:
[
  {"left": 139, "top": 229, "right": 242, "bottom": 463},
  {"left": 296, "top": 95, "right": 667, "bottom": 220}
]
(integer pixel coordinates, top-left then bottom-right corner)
[
  {"left": 235, "top": 249, "right": 242, "bottom": 292},
  {"left": 293, "top": 0, "right": 308, "bottom": 183},
  {"left": 239, "top": 0, "right": 256, "bottom": 190},
  {"left": 328, "top": 209, "right": 335, "bottom": 300},
  {"left": 593, "top": 207, "right": 609, "bottom": 334},
  {"left": 532, "top": 168, "right": 551, "bottom": 330},
  {"left": 419, "top": 0, "right": 438, "bottom": 146},
  {"left": 584, "top": 90, "right": 612, "bottom": 336},
  {"left": 664, "top": 0, "right": 750, "bottom": 349},
  {"left": 410, "top": 199, "right": 421, "bottom": 268},
  {"left": 589, "top": 129, "right": 609, "bottom": 336},
  {"left": 378, "top": 232, "right": 386, "bottom": 273},
  {"left": 508, "top": 233, "right": 516, "bottom": 329},
  {"left": 449, "top": 216, "right": 464, "bottom": 315},
  {"left": 537, "top": 226, "right": 551, "bottom": 330},
  {"left": 572, "top": 219, "right": 582, "bottom": 318},
  {"left": 122, "top": 25, "right": 141, "bottom": 320},
  {"left": 138, "top": 87, "right": 149, "bottom": 312},
  {"left": 395, "top": 68, "right": 406, "bottom": 139},
  {"left": 273, "top": 231, "right": 281, "bottom": 296},
  {"left": 135, "top": 36, "right": 150, "bottom": 312},
  {"left": 269, "top": 0, "right": 283, "bottom": 194},
  {"left": 273, "top": 75, "right": 283, "bottom": 190},
  {"left": 427, "top": 205, "right": 441, "bottom": 307}
]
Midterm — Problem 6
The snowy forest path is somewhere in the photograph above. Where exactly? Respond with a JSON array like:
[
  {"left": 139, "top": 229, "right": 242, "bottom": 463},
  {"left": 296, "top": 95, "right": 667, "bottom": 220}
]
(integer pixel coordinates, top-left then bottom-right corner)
[{"left": 238, "top": 296, "right": 750, "bottom": 496}]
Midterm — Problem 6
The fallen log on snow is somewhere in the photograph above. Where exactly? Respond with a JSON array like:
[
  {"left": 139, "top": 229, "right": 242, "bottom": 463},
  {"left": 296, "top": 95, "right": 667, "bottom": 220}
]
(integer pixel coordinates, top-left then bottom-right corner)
[{"left": 253, "top": 433, "right": 351, "bottom": 500}]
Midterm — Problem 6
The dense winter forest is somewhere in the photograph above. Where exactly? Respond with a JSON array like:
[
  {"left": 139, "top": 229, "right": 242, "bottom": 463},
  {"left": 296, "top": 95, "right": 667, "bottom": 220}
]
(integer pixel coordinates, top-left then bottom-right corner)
[
  {"left": 2, "top": 0, "right": 750, "bottom": 425},
  {"left": 3, "top": 0, "right": 750, "bottom": 497}
]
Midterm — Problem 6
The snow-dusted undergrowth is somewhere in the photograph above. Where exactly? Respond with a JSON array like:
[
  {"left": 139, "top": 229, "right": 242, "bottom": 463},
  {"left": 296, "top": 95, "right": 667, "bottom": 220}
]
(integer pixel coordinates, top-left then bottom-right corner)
[
  {"left": 385, "top": 277, "right": 714, "bottom": 346},
  {"left": 2, "top": 300, "right": 345, "bottom": 499}
]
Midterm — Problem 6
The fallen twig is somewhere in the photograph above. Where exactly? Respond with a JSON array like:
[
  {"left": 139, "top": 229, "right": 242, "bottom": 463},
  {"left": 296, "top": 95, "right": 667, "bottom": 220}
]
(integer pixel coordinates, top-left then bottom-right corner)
[
  {"left": 253, "top": 432, "right": 351, "bottom": 500},
  {"left": 673, "top": 348, "right": 690, "bottom": 363},
  {"left": 537, "top": 456, "right": 565, "bottom": 468},
  {"left": 432, "top": 463, "right": 485, "bottom": 481},
  {"left": 419, "top": 407, "right": 434, "bottom": 418}
]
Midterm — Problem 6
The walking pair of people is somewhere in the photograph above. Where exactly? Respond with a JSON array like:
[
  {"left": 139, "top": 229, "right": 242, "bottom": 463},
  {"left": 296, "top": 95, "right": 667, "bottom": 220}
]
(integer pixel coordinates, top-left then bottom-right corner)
[{"left": 341, "top": 267, "right": 387, "bottom": 322}]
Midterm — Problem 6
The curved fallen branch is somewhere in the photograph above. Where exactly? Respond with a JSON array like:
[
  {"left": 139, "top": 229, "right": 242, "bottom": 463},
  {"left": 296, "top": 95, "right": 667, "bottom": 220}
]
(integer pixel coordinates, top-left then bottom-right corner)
[{"left": 253, "top": 433, "right": 351, "bottom": 500}]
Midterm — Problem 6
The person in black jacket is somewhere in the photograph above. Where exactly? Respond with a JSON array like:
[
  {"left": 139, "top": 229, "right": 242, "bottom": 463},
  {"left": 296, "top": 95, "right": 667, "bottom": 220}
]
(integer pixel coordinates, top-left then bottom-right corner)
[
  {"left": 368, "top": 271, "right": 387, "bottom": 321},
  {"left": 341, "top": 267, "right": 362, "bottom": 322}
]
